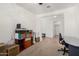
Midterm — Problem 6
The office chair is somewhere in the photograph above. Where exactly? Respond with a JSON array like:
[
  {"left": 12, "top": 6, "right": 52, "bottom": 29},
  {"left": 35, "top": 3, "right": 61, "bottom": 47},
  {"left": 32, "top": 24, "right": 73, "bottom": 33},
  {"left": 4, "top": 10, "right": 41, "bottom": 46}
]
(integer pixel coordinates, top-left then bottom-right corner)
[
  {"left": 62, "top": 40, "right": 69, "bottom": 55},
  {"left": 58, "top": 33, "right": 64, "bottom": 51},
  {"left": 58, "top": 33, "right": 69, "bottom": 55}
]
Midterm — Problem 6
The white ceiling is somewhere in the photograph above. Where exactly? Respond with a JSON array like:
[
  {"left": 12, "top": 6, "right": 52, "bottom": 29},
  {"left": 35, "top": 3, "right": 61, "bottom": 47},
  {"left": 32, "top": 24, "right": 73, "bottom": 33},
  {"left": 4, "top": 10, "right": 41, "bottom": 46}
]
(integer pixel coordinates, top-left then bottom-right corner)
[{"left": 17, "top": 3, "right": 78, "bottom": 15}]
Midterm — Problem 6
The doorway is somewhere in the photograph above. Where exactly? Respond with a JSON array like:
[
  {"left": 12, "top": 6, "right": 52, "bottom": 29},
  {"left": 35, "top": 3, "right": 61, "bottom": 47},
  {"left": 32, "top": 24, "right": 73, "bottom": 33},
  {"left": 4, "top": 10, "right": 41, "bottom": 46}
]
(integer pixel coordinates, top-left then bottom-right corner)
[
  {"left": 54, "top": 24, "right": 60, "bottom": 36},
  {"left": 53, "top": 14, "right": 64, "bottom": 37}
]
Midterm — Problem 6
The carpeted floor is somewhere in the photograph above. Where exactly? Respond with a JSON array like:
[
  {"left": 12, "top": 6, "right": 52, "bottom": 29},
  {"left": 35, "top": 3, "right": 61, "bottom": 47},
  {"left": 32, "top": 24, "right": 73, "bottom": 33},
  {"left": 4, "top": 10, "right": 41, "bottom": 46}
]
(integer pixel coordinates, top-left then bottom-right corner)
[{"left": 18, "top": 37, "right": 68, "bottom": 56}]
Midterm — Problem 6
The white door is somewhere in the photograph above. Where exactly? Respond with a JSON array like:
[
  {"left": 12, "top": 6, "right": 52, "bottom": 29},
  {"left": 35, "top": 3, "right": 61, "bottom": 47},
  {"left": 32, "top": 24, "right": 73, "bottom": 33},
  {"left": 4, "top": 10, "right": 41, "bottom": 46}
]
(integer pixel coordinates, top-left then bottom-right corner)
[{"left": 55, "top": 24, "right": 60, "bottom": 36}]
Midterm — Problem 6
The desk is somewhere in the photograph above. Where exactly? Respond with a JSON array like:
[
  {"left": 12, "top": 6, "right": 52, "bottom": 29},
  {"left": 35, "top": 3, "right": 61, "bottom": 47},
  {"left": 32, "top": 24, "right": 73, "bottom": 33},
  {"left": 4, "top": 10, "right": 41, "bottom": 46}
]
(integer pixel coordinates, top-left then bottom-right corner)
[
  {"left": 64, "top": 36, "right": 79, "bottom": 47},
  {"left": 64, "top": 36, "right": 79, "bottom": 56}
]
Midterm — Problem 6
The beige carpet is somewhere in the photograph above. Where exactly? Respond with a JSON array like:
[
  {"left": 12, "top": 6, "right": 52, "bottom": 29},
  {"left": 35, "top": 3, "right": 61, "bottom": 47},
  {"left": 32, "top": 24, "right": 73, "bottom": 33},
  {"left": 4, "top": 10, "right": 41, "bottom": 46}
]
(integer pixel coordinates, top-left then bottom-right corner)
[{"left": 18, "top": 37, "right": 68, "bottom": 56}]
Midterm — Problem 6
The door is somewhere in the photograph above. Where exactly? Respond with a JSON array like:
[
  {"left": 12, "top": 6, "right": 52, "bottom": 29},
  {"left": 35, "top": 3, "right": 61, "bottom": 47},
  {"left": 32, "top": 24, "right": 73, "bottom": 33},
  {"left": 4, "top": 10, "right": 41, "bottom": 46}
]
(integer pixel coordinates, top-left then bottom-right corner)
[
  {"left": 55, "top": 25, "right": 60, "bottom": 36},
  {"left": 54, "top": 24, "right": 60, "bottom": 36}
]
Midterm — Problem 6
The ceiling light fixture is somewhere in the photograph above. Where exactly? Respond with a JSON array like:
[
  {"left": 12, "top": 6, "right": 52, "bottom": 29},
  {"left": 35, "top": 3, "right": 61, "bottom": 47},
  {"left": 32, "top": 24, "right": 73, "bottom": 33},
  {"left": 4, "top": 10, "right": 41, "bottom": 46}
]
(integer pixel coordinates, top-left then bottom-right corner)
[
  {"left": 53, "top": 16, "right": 57, "bottom": 18},
  {"left": 38, "top": 3, "right": 43, "bottom": 5},
  {"left": 38, "top": 3, "right": 51, "bottom": 8}
]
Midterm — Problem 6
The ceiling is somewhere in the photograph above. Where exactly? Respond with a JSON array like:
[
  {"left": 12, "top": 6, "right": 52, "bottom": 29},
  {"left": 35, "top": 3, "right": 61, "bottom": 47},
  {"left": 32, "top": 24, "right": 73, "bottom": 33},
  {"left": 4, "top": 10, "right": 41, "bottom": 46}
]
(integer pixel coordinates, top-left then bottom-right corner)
[{"left": 17, "top": 3, "right": 78, "bottom": 15}]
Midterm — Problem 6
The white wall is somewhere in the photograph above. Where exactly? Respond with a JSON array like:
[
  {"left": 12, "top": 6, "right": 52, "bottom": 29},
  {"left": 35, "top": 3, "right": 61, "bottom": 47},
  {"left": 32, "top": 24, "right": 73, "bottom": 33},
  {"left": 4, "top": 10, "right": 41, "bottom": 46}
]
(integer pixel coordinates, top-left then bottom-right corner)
[
  {"left": 36, "top": 5, "right": 79, "bottom": 39},
  {"left": 64, "top": 6, "right": 79, "bottom": 38},
  {"left": 35, "top": 16, "right": 54, "bottom": 38},
  {"left": 0, "top": 3, "right": 37, "bottom": 43},
  {"left": 32, "top": 5, "right": 79, "bottom": 39},
  {"left": 49, "top": 5, "right": 79, "bottom": 38},
  {"left": 1, "top": 3, "right": 79, "bottom": 44},
  {"left": 53, "top": 15, "right": 64, "bottom": 36}
]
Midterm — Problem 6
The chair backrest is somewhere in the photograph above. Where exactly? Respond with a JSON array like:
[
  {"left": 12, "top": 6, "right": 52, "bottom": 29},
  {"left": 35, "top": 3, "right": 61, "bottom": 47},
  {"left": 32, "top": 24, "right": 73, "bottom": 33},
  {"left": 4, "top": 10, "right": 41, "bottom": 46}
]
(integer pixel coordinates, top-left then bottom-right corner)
[
  {"left": 59, "top": 33, "right": 63, "bottom": 41},
  {"left": 59, "top": 33, "right": 69, "bottom": 48}
]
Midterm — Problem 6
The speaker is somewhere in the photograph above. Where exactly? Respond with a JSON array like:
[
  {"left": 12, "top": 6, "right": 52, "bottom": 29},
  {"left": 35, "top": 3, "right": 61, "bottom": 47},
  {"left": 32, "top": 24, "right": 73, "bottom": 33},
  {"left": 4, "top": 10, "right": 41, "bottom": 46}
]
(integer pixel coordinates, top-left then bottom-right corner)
[{"left": 16, "top": 24, "right": 21, "bottom": 29}]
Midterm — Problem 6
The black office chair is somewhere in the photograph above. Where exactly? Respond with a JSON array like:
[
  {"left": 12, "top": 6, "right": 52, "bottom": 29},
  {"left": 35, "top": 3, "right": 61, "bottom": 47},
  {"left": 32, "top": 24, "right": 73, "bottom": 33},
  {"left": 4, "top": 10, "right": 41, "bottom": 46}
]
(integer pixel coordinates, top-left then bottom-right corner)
[
  {"left": 58, "top": 33, "right": 69, "bottom": 55},
  {"left": 62, "top": 40, "right": 69, "bottom": 55},
  {"left": 59, "top": 33, "right": 64, "bottom": 43},
  {"left": 58, "top": 33, "right": 64, "bottom": 51}
]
